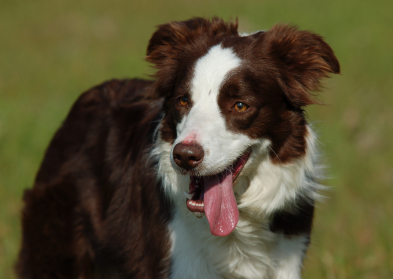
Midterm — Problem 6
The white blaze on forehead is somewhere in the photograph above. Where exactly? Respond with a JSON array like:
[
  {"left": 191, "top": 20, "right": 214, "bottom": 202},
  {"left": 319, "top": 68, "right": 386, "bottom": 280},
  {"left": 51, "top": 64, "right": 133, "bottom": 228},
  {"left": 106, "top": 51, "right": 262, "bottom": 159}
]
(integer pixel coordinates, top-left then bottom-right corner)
[
  {"left": 191, "top": 44, "right": 241, "bottom": 102},
  {"left": 176, "top": 44, "right": 242, "bottom": 139}
]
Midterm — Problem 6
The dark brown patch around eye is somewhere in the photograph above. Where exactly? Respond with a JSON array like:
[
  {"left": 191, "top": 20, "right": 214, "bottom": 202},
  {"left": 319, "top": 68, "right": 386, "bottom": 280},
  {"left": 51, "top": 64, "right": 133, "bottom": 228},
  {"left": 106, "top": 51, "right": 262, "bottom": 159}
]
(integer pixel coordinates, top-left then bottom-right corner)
[
  {"left": 160, "top": 91, "right": 194, "bottom": 144},
  {"left": 218, "top": 70, "right": 309, "bottom": 164}
]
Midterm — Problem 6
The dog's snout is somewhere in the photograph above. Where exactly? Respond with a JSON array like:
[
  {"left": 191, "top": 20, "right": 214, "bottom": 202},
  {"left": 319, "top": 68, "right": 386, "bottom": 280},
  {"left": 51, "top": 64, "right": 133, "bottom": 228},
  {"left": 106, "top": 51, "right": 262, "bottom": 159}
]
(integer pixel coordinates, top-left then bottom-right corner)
[{"left": 173, "top": 143, "right": 204, "bottom": 170}]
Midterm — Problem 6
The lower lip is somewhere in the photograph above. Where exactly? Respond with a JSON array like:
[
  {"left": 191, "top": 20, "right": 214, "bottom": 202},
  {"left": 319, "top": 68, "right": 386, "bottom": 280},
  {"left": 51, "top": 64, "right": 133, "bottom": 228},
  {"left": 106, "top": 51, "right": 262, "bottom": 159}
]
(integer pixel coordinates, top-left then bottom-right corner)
[
  {"left": 186, "top": 199, "right": 205, "bottom": 212},
  {"left": 232, "top": 149, "right": 252, "bottom": 183}
]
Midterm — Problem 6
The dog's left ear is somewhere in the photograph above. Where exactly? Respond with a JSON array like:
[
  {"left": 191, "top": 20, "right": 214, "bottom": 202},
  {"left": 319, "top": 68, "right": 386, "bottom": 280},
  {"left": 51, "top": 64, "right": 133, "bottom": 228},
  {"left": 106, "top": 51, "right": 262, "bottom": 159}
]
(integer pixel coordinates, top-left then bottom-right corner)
[{"left": 261, "top": 24, "right": 340, "bottom": 108}]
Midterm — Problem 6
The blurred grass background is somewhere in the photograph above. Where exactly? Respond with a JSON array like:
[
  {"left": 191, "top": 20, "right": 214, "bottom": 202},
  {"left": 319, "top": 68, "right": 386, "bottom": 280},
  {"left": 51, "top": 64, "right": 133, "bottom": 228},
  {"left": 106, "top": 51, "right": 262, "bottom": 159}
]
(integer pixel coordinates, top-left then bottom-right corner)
[{"left": 1, "top": 0, "right": 392, "bottom": 278}]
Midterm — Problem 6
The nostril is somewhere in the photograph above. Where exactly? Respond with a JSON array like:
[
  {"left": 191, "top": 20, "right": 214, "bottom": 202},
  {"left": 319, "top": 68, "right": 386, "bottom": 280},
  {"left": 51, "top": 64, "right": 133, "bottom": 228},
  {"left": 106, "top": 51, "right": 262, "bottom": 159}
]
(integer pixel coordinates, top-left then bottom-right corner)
[{"left": 189, "top": 156, "right": 198, "bottom": 162}]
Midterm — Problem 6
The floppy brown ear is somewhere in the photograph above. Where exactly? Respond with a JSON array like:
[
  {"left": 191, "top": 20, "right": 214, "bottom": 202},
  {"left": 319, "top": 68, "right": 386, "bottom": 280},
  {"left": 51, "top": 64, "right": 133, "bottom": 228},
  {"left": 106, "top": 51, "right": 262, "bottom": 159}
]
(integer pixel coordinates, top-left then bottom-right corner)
[
  {"left": 146, "top": 18, "right": 238, "bottom": 98},
  {"left": 262, "top": 24, "right": 340, "bottom": 108},
  {"left": 146, "top": 17, "right": 238, "bottom": 65},
  {"left": 146, "top": 21, "right": 189, "bottom": 68},
  {"left": 145, "top": 20, "right": 189, "bottom": 90},
  {"left": 146, "top": 20, "right": 193, "bottom": 99}
]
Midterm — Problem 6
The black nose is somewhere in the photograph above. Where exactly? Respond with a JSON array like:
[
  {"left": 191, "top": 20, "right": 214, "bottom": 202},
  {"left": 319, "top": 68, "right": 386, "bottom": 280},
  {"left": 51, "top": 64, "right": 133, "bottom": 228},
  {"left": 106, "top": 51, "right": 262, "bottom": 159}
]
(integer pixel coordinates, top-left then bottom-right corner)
[{"left": 173, "top": 143, "right": 204, "bottom": 170}]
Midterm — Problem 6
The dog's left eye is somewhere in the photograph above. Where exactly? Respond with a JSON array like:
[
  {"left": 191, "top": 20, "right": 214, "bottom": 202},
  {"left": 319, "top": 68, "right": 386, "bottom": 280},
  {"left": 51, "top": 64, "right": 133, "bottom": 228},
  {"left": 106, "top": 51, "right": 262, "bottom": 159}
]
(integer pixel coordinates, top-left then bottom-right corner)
[
  {"left": 179, "top": 96, "right": 189, "bottom": 106},
  {"left": 234, "top": 102, "right": 249, "bottom": 112}
]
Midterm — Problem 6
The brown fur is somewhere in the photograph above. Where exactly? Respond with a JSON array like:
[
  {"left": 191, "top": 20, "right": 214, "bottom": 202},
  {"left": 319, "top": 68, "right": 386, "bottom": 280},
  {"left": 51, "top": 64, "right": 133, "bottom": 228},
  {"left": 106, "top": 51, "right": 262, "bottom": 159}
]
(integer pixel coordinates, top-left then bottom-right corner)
[{"left": 17, "top": 79, "right": 172, "bottom": 278}]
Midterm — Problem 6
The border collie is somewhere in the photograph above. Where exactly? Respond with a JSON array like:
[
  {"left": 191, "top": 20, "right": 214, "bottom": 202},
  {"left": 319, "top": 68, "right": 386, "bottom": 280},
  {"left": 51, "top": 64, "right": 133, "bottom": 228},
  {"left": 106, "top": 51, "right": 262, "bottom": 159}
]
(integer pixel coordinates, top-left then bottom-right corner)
[{"left": 17, "top": 17, "right": 339, "bottom": 278}]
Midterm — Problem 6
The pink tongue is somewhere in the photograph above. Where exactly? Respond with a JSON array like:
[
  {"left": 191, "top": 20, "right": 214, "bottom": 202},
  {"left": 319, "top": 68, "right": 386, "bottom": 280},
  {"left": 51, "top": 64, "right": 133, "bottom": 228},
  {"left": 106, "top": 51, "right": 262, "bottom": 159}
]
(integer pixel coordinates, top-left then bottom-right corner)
[{"left": 203, "top": 170, "right": 239, "bottom": 236}]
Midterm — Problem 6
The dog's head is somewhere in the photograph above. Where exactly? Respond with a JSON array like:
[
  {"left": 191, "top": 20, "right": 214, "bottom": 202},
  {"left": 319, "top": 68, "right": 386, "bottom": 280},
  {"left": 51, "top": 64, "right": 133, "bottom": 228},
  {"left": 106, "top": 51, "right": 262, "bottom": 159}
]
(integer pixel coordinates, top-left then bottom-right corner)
[{"left": 147, "top": 18, "right": 339, "bottom": 236}]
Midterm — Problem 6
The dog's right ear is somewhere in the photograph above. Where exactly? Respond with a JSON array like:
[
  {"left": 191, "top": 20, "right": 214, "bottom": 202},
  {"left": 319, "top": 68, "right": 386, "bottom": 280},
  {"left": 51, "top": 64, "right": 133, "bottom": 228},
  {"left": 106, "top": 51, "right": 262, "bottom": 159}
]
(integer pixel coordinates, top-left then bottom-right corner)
[
  {"left": 147, "top": 17, "right": 237, "bottom": 67},
  {"left": 146, "top": 18, "right": 211, "bottom": 73},
  {"left": 146, "top": 19, "right": 205, "bottom": 99},
  {"left": 146, "top": 18, "right": 239, "bottom": 99},
  {"left": 146, "top": 22, "right": 184, "bottom": 69}
]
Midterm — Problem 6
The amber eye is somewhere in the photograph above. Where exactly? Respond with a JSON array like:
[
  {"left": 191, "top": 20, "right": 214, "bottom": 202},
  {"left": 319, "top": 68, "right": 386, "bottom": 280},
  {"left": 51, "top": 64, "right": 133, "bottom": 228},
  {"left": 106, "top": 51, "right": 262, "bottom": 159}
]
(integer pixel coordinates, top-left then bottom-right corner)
[
  {"left": 234, "top": 102, "right": 249, "bottom": 112},
  {"left": 179, "top": 96, "right": 189, "bottom": 106}
]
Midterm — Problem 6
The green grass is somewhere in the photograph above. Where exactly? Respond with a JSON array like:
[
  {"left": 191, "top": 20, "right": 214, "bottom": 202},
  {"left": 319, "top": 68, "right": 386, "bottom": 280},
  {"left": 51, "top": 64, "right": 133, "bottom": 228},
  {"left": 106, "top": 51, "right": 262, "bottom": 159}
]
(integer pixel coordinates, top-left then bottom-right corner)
[{"left": 1, "top": 0, "right": 393, "bottom": 277}]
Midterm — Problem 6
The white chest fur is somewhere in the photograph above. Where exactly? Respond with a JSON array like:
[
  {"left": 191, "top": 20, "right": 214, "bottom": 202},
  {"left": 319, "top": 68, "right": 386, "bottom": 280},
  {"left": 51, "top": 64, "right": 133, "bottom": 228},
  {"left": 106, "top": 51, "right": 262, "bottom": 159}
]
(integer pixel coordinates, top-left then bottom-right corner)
[
  {"left": 169, "top": 208, "right": 275, "bottom": 278},
  {"left": 169, "top": 208, "right": 309, "bottom": 279}
]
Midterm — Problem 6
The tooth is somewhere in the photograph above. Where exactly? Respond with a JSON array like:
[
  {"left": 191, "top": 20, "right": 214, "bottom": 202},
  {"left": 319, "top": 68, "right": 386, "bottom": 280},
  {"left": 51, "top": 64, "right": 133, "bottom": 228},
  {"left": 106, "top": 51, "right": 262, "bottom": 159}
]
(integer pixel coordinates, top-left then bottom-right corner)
[
  {"left": 195, "top": 184, "right": 199, "bottom": 188},
  {"left": 184, "top": 192, "right": 193, "bottom": 200},
  {"left": 195, "top": 179, "right": 199, "bottom": 183}
]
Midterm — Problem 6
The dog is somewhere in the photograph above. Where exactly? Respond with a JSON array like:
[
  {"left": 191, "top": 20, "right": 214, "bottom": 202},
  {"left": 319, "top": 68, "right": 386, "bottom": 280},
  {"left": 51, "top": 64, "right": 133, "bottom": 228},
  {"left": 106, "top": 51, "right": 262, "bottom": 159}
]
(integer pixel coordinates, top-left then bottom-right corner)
[{"left": 17, "top": 17, "right": 339, "bottom": 278}]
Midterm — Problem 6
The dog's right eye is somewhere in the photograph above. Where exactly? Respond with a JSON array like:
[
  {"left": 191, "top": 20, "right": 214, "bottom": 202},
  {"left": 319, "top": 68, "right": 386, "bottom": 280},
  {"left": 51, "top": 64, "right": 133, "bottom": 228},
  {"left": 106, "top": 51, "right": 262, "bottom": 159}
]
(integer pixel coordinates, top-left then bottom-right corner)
[{"left": 179, "top": 96, "right": 189, "bottom": 106}]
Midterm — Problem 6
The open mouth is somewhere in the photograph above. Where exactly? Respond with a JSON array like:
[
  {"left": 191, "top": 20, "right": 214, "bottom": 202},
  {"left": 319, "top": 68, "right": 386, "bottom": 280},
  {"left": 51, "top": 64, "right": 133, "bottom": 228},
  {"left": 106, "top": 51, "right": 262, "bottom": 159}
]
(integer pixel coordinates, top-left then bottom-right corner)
[{"left": 184, "top": 149, "right": 251, "bottom": 236}]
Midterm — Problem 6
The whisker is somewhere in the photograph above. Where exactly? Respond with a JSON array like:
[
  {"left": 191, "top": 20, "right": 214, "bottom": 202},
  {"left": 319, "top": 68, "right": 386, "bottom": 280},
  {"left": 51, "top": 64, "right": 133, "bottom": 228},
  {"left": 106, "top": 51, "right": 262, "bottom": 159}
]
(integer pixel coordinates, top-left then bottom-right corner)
[{"left": 268, "top": 146, "right": 282, "bottom": 164}]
